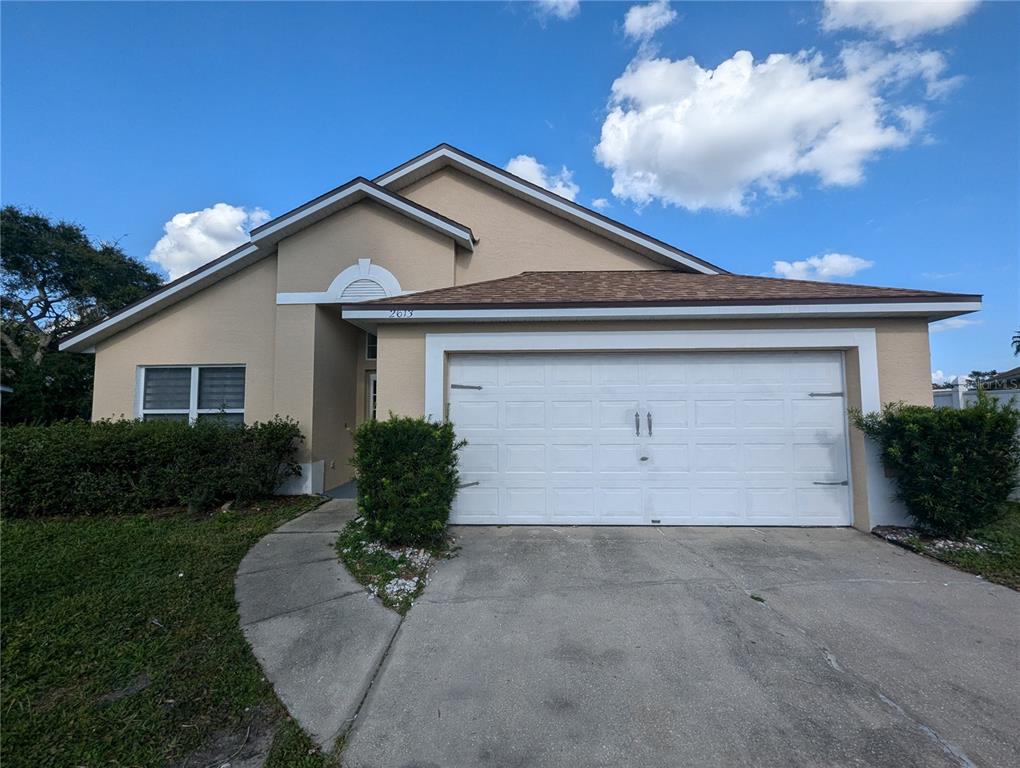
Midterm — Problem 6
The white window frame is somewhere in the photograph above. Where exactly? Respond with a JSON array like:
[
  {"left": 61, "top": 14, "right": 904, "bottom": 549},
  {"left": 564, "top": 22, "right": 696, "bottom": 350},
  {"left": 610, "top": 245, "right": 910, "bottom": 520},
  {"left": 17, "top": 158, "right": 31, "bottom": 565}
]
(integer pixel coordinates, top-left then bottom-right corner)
[
  {"left": 136, "top": 364, "right": 246, "bottom": 423},
  {"left": 366, "top": 332, "right": 377, "bottom": 361},
  {"left": 367, "top": 372, "right": 378, "bottom": 421}
]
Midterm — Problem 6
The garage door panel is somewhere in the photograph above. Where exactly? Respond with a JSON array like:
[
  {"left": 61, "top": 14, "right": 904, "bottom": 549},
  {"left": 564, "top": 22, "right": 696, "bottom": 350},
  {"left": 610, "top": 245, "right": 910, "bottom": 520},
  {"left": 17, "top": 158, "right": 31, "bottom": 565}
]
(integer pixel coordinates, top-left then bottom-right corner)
[
  {"left": 551, "top": 488, "right": 595, "bottom": 517},
  {"left": 550, "top": 444, "right": 593, "bottom": 473},
  {"left": 598, "top": 444, "right": 643, "bottom": 473},
  {"left": 646, "top": 400, "right": 688, "bottom": 428},
  {"left": 694, "top": 400, "right": 737, "bottom": 427},
  {"left": 449, "top": 401, "right": 499, "bottom": 428},
  {"left": 791, "top": 398, "right": 843, "bottom": 427},
  {"left": 448, "top": 351, "right": 851, "bottom": 526},
  {"left": 694, "top": 443, "right": 740, "bottom": 472},
  {"left": 744, "top": 443, "right": 788, "bottom": 472},
  {"left": 550, "top": 401, "right": 593, "bottom": 428},
  {"left": 598, "top": 488, "right": 644, "bottom": 522},
  {"left": 598, "top": 400, "right": 640, "bottom": 428},
  {"left": 459, "top": 443, "right": 499, "bottom": 473},
  {"left": 793, "top": 442, "right": 843, "bottom": 473},
  {"left": 645, "top": 443, "right": 690, "bottom": 471},
  {"left": 504, "top": 401, "right": 545, "bottom": 428},
  {"left": 500, "top": 359, "right": 546, "bottom": 388},
  {"left": 742, "top": 399, "right": 786, "bottom": 427},
  {"left": 505, "top": 444, "right": 546, "bottom": 473}
]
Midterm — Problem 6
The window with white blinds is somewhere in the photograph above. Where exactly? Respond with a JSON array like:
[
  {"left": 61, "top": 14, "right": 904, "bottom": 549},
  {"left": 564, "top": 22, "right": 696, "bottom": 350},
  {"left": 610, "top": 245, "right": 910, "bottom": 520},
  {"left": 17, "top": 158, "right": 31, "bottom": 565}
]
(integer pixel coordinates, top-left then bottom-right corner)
[{"left": 140, "top": 365, "right": 245, "bottom": 424}]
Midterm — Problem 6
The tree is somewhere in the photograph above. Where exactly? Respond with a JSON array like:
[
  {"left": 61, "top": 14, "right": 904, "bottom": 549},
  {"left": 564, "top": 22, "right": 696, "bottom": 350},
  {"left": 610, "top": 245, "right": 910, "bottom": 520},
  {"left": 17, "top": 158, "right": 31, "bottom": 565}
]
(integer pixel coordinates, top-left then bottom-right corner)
[
  {"left": 968, "top": 370, "right": 998, "bottom": 386},
  {"left": 1013, "top": 329, "right": 1019, "bottom": 356},
  {"left": 1, "top": 206, "right": 162, "bottom": 423}
]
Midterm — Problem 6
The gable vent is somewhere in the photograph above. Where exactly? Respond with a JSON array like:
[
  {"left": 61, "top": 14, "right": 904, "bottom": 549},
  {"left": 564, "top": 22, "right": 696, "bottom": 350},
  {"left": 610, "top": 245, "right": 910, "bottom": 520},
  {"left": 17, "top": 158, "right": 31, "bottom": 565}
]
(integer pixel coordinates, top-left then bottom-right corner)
[{"left": 340, "top": 278, "right": 387, "bottom": 302}]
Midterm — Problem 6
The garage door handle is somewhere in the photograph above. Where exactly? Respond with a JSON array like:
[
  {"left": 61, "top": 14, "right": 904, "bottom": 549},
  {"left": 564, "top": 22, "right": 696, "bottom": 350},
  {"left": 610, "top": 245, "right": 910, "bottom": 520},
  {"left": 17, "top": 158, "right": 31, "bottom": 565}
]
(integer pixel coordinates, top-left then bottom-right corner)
[
  {"left": 634, "top": 411, "right": 641, "bottom": 436},
  {"left": 808, "top": 392, "right": 843, "bottom": 397},
  {"left": 813, "top": 480, "right": 849, "bottom": 486},
  {"left": 647, "top": 411, "right": 653, "bottom": 437}
]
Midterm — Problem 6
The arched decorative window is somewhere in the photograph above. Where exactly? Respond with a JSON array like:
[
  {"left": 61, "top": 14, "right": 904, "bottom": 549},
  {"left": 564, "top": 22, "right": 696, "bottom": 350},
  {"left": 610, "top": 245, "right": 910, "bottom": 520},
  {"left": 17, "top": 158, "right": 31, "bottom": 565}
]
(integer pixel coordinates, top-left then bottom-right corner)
[{"left": 328, "top": 259, "right": 401, "bottom": 302}]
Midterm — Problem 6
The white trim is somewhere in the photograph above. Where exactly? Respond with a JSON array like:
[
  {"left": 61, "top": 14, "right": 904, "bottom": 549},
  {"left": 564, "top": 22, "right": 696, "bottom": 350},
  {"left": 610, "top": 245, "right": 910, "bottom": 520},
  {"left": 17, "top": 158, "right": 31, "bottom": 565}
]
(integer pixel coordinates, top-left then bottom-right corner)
[
  {"left": 376, "top": 147, "right": 719, "bottom": 275},
  {"left": 345, "top": 301, "right": 981, "bottom": 323},
  {"left": 60, "top": 245, "right": 259, "bottom": 352},
  {"left": 367, "top": 371, "right": 378, "bottom": 421},
  {"left": 421, "top": 328, "right": 905, "bottom": 528},
  {"left": 277, "top": 259, "right": 403, "bottom": 306},
  {"left": 251, "top": 180, "right": 473, "bottom": 251}
]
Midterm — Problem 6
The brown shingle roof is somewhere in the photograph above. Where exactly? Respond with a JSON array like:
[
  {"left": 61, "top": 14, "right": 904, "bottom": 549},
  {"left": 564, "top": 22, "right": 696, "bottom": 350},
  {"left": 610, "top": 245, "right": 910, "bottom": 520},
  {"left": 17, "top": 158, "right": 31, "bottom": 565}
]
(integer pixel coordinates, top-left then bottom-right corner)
[{"left": 359, "top": 271, "right": 980, "bottom": 309}]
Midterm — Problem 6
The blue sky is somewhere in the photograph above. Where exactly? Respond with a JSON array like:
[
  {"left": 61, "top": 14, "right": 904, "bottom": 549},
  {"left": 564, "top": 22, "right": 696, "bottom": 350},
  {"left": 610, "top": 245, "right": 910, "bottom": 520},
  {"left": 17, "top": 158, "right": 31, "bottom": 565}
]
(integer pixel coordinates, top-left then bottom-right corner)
[{"left": 2, "top": 1, "right": 1017, "bottom": 379}]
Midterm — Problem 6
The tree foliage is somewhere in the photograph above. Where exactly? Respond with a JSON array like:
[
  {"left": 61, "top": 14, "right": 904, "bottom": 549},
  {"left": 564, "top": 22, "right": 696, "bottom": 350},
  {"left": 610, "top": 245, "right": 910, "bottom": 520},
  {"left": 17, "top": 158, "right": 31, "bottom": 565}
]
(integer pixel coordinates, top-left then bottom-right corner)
[{"left": 1, "top": 206, "right": 162, "bottom": 423}]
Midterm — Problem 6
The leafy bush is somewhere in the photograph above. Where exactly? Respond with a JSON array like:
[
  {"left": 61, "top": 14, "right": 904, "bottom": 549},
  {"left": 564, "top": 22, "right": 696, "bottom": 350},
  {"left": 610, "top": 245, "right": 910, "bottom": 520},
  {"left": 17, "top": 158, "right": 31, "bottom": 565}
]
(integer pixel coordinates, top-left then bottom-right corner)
[
  {"left": 350, "top": 415, "right": 465, "bottom": 547},
  {"left": 1, "top": 417, "right": 303, "bottom": 517},
  {"left": 852, "top": 393, "right": 1020, "bottom": 536}
]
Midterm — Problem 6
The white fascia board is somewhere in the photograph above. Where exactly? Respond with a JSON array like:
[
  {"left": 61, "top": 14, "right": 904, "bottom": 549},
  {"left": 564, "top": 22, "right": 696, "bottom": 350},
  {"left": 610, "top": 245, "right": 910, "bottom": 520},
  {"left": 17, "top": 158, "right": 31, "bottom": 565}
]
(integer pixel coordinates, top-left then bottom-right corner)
[
  {"left": 375, "top": 148, "right": 716, "bottom": 275},
  {"left": 59, "top": 245, "right": 261, "bottom": 352},
  {"left": 343, "top": 301, "right": 982, "bottom": 323},
  {"left": 251, "top": 181, "right": 474, "bottom": 251}
]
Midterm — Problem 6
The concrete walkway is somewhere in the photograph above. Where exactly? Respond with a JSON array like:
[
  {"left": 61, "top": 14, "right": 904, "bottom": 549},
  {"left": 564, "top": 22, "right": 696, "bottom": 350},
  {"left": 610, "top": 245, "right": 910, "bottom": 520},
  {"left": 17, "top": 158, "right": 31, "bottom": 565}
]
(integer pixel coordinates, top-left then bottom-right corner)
[{"left": 235, "top": 499, "right": 400, "bottom": 750}]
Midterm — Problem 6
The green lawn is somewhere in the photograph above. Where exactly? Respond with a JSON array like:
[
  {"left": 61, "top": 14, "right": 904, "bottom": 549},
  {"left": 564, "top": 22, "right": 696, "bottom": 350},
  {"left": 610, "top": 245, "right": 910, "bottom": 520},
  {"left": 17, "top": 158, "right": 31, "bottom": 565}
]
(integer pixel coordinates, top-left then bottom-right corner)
[
  {"left": 898, "top": 502, "right": 1020, "bottom": 589},
  {"left": 1, "top": 498, "right": 341, "bottom": 767}
]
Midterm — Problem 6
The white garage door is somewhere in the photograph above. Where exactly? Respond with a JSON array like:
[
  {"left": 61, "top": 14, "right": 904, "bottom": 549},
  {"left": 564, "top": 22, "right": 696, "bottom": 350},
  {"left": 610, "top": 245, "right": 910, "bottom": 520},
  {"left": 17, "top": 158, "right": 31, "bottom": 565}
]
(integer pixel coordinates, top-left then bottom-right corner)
[{"left": 448, "top": 351, "right": 851, "bottom": 526}]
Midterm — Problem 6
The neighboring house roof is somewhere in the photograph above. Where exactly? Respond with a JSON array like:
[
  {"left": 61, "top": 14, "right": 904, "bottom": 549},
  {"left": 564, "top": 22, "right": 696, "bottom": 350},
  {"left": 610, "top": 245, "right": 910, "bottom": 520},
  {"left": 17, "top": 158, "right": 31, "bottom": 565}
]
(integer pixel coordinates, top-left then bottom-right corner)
[
  {"left": 374, "top": 144, "right": 724, "bottom": 276},
  {"left": 343, "top": 271, "right": 982, "bottom": 323},
  {"left": 355, "top": 271, "right": 982, "bottom": 308}
]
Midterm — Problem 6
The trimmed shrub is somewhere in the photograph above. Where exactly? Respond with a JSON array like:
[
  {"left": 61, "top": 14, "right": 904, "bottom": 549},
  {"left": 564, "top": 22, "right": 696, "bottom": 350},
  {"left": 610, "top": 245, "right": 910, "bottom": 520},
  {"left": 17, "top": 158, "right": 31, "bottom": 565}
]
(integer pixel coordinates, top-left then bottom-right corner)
[
  {"left": 351, "top": 415, "right": 465, "bottom": 547},
  {"left": 852, "top": 393, "right": 1020, "bottom": 536},
  {"left": 1, "top": 417, "right": 303, "bottom": 517}
]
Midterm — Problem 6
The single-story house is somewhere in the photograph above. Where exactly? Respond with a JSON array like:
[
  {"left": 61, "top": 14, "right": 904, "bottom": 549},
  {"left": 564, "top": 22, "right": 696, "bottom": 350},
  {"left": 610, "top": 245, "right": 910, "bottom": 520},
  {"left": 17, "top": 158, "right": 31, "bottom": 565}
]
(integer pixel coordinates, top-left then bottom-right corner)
[{"left": 61, "top": 145, "right": 981, "bottom": 530}]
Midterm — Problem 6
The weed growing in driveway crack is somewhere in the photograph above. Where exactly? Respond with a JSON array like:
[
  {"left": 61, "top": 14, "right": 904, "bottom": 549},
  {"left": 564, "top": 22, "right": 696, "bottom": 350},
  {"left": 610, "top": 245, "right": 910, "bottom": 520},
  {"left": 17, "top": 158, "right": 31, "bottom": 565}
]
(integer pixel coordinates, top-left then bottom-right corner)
[
  {"left": 750, "top": 594, "right": 766, "bottom": 603},
  {"left": 337, "top": 518, "right": 456, "bottom": 614}
]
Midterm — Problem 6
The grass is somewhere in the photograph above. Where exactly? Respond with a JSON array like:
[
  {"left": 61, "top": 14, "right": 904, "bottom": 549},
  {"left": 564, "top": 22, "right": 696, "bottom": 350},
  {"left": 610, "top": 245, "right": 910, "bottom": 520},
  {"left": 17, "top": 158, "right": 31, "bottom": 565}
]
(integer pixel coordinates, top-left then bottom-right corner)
[
  {"left": 1, "top": 497, "right": 341, "bottom": 768},
  {"left": 337, "top": 518, "right": 452, "bottom": 615},
  {"left": 890, "top": 502, "right": 1020, "bottom": 589}
]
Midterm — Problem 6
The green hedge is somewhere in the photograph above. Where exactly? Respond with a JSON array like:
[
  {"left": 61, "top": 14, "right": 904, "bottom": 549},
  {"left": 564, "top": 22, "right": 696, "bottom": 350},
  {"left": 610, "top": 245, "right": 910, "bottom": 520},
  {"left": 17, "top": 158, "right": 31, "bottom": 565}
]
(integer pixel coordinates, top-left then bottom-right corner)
[
  {"left": 350, "top": 415, "right": 465, "bottom": 547},
  {"left": 1, "top": 417, "right": 303, "bottom": 517},
  {"left": 852, "top": 393, "right": 1020, "bottom": 536}
]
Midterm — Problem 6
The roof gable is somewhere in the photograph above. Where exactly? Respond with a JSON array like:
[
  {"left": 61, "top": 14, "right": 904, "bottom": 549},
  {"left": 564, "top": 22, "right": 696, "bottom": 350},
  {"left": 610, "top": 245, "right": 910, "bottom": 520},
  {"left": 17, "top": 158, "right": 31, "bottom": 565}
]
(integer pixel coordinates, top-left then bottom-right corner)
[
  {"left": 374, "top": 144, "right": 724, "bottom": 275},
  {"left": 60, "top": 179, "right": 471, "bottom": 352}
]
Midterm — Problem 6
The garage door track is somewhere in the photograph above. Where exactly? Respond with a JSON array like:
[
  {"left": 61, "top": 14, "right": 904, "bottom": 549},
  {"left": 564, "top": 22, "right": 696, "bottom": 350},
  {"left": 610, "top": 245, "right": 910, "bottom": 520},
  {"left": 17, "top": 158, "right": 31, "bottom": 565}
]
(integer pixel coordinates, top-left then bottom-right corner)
[{"left": 343, "top": 525, "right": 1018, "bottom": 768}]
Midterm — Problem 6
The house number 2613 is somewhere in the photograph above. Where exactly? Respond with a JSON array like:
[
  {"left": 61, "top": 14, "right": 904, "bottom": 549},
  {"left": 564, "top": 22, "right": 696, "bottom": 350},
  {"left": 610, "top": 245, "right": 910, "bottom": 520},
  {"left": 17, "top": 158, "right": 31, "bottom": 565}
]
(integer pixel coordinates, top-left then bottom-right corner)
[{"left": 388, "top": 309, "right": 414, "bottom": 319}]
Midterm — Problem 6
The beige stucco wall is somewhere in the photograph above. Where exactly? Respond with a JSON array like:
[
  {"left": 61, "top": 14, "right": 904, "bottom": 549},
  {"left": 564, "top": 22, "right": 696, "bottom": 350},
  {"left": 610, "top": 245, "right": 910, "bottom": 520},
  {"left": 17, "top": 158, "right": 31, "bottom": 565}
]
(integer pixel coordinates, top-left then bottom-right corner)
[
  {"left": 375, "top": 317, "right": 933, "bottom": 529},
  {"left": 311, "top": 307, "right": 361, "bottom": 489},
  {"left": 92, "top": 256, "right": 279, "bottom": 422},
  {"left": 276, "top": 200, "right": 456, "bottom": 294},
  {"left": 400, "top": 168, "right": 661, "bottom": 283}
]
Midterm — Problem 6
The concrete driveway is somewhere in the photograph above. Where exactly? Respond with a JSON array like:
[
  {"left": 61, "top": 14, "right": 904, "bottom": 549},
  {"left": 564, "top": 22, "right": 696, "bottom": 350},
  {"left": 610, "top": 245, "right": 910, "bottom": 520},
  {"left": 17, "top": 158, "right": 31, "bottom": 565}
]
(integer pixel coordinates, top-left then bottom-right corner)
[{"left": 343, "top": 526, "right": 1018, "bottom": 768}]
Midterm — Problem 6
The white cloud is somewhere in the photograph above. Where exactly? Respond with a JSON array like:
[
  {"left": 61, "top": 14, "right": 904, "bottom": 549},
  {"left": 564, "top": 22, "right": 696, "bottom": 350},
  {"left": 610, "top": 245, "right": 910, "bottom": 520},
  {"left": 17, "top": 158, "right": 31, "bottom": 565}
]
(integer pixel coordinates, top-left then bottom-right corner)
[
  {"left": 624, "top": 0, "right": 677, "bottom": 41},
  {"left": 932, "top": 369, "right": 962, "bottom": 385},
  {"left": 505, "top": 154, "right": 580, "bottom": 201},
  {"left": 931, "top": 316, "right": 982, "bottom": 332},
  {"left": 535, "top": 0, "right": 580, "bottom": 21},
  {"left": 822, "top": 0, "right": 980, "bottom": 43},
  {"left": 772, "top": 252, "right": 875, "bottom": 281},
  {"left": 148, "top": 203, "right": 269, "bottom": 281},
  {"left": 595, "top": 45, "right": 957, "bottom": 213},
  {"left": 921, "top": 270, "right": 960, "bottom": 279},
  {"left": 591, "top": 197, "right": 611, "bottom": 211}
]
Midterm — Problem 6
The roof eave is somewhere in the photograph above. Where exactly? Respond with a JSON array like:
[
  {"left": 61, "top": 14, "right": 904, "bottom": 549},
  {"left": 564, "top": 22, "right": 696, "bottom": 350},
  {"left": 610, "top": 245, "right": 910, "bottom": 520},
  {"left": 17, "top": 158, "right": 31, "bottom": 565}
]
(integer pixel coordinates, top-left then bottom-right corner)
[{"left": 343, "top": 299, "right": 982, "bottom": 325}]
